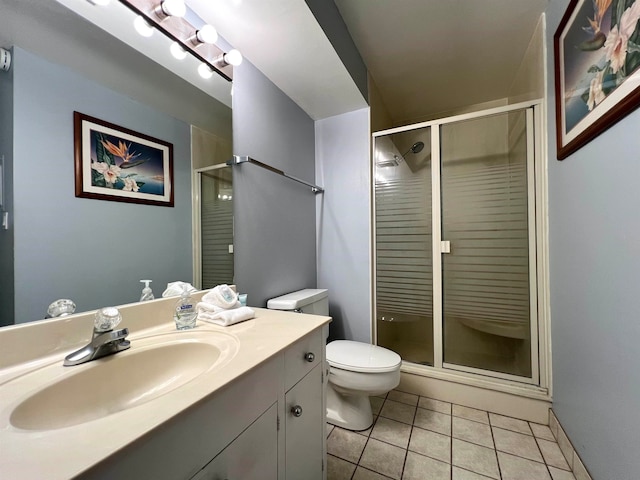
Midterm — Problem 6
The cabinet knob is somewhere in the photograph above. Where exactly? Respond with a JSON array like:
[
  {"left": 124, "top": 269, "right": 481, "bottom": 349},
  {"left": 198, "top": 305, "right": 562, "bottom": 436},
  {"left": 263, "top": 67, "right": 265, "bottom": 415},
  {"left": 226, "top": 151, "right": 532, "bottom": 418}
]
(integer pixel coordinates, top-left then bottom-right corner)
[
  {"left": 291, "top": 405, "right": 303, "bottom": 417},
  {"left": 304, "top": 352, "right": 315, "bottom": 363}
]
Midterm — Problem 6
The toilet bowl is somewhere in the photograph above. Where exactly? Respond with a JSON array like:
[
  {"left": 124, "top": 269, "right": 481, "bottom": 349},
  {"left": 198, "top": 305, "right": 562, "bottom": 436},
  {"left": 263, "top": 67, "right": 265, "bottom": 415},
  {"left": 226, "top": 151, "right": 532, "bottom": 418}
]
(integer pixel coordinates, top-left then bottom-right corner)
[
  {"left": 326, "top": 340, "right": 401, "bottom": 430},
  {"left": 267, "top": 289, "right": 402, "bottom": 431}
]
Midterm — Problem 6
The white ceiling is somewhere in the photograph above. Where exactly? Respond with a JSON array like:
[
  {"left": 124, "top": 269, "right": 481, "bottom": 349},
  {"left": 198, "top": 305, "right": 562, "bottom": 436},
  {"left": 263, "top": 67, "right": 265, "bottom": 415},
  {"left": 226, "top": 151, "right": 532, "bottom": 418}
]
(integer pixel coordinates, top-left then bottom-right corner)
[
  {"left": 335, "top": 0, "right": 548, "bottom": 124},
  {"left": 1, "top": 0, "right": 548, "bottom": 125}
]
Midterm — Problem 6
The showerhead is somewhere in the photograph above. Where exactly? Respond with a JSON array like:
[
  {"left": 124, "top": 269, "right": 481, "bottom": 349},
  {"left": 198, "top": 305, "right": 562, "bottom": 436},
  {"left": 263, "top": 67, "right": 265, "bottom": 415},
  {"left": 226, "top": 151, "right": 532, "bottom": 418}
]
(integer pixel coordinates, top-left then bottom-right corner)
[{"left": 410, "top": 141, "right": 425, "bottom": 154}]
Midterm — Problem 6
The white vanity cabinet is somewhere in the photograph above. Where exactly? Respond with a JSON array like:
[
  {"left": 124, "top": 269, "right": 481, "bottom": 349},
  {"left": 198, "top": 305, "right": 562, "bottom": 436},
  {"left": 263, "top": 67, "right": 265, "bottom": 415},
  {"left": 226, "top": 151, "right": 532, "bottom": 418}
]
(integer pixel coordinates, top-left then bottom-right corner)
[{"left": 81, "top": 326, "right": 326, "bottom": 480}]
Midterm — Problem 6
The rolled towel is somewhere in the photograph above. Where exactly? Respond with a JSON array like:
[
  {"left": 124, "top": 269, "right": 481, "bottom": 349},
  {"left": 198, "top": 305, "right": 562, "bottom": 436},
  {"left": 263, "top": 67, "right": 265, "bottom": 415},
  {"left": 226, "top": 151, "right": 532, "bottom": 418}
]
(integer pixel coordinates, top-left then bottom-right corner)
[
  {"left": 202, "top": 284, "right": 238, "bottom": 309},
  {"left": 198, "top": 305, "right": 255, "bottom": 327},
  {"left": 162, "top": 281, "right": 197, "bottom": 298}
]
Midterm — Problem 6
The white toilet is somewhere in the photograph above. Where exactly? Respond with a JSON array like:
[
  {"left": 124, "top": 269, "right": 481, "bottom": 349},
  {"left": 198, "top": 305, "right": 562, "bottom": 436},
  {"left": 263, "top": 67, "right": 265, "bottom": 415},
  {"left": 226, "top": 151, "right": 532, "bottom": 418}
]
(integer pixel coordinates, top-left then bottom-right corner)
[{"left": 267, "top": 289, "right": 402, "bottom": 431}]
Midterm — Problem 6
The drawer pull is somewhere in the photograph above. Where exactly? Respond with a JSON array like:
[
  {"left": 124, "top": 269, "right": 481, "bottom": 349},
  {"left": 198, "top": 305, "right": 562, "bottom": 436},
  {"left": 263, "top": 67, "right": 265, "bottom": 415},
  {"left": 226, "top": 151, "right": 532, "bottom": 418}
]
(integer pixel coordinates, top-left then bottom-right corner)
[
  {"left": 304, "top": 352, "right": 315, "bottom": 363},
  {"left": 291, "top": 405, "right": 303, "bottom": 417}
]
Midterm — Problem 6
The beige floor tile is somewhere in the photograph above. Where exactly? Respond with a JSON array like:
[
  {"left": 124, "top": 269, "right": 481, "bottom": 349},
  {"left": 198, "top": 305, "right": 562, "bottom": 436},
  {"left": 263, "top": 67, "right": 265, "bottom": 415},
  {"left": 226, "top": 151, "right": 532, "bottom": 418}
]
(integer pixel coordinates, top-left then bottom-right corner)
[
  {"left": 326, "top": 423, "right": 334, "bottom": 438},
  {"left": 379, "top": 399, "right": 417, "bottom": 425},
  {"left": 408, "top": 426, "right": 451, "bottom": 464},
  {"left": 357, "top": 415, "right": 377, "bottom": 437},
  {"left": 359, "top": 438, "right": 406, "bottom": 480},
  {"left": 414, "top": 407, "right": 451, "bottom": 436},
  {"left": 418, "top": 397, "right": 452, "bottom": 415},
  {"left": 452, "top": 466, "right": 496, "bottom": 479},
  {"left": 353, "top": 466, "right": 394, "bottom": 480},
  {"left": 402, "top": 451, "right": 450, "bottom": 480},
  {"left": 388, "top": 390, "right": 419, "bottom": 406},
  {"left": 453, "top": 416, "right": 494, "bottom": 448},
  {"left": 538, "top": 438, "right": 571, "bottom": 470},
  {"left": 370, "top": 417, "right": 412, "bottom": 449},
  {"left": 452, "top": 438, "right": 500, "bottom": 479},
  {"left": 327, "top": 454, "right": 357, "bottom": 480},
  {"left": 549, "top": 466, "right": 577, "bottom": 480},
  {"left": 530, "top": 422, "right": 555, "bottom": 441},
  {"left": 371, "top": 396, "right": 384, "bottom": 415},
  {"left": 497, "top": 451, "right": 551, "bottom": 480},
  {"left": 327, "top": 427, "right": 368, "bottom": 464},
  {"left": 489, "top": 412, "right": 532, "bottom": 435},
  {"left": 452, "top": 404, "right": 489, "bottom": 424},
  {"left": 493, "top": 426, "right": 544, "bottom": 462}
]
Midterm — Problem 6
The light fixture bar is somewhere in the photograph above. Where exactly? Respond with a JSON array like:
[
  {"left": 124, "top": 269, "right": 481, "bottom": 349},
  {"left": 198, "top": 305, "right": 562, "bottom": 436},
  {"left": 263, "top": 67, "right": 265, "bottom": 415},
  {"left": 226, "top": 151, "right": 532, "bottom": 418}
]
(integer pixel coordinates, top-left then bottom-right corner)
[{"left": 119, "top": 0, "right": 234, "bottom": 82}]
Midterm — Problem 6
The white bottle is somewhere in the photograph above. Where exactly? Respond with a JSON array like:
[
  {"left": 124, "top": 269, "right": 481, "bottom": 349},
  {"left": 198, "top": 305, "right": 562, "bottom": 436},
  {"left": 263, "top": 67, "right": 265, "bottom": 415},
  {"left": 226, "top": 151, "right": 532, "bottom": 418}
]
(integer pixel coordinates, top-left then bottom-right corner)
[
  {"left": 139, "top": 279, "right": 154, "bottom": 302},
  {"left": 174, "top": 284, "right": 197, "bottom": 330}
]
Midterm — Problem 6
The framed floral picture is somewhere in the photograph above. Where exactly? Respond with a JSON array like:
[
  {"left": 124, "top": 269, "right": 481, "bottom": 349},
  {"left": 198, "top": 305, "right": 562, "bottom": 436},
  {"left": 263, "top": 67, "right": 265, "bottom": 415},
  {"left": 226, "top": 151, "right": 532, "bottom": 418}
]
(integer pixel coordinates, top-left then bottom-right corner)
[
  {"left": 74, "top": 112, "right": 174, "bottom": 206},
  {"left": 554, "top": 0, "right": 640, "bottom": 159}
]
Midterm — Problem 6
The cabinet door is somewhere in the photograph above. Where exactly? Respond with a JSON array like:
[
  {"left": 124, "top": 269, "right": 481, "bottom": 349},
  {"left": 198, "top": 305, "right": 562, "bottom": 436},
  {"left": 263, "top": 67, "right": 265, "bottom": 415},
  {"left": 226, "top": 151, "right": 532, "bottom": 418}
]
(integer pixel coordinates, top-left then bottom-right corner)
[
  {"left": 285, "top": 364, "right": 323, "bottom": 480},
  {"left": 192, "top": 403, "right": 278, "bottom": 480}
]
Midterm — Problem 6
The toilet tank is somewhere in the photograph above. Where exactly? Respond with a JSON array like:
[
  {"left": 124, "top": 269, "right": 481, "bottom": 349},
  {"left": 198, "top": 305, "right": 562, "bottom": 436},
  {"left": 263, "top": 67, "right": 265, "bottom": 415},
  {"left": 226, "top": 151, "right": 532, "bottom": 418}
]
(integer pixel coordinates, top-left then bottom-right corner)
[{"left": 267, "top": 289, "right": 328, "bottom": 315}]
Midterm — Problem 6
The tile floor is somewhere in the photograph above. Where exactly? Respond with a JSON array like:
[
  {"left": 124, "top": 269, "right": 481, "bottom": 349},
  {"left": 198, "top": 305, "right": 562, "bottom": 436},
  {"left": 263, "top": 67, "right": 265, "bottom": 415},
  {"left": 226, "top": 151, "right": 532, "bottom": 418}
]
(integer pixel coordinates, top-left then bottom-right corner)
[{"left": 326, "top": 390, "right": 575, "bottom": 480}]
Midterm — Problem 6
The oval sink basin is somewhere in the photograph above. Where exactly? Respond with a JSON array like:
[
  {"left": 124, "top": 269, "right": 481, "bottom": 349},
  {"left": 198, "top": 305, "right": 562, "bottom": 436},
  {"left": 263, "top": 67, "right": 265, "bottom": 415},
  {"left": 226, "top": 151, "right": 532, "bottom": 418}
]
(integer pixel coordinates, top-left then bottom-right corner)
[{"left": 9, "top": 331, "right": 238, "bottom": 430}]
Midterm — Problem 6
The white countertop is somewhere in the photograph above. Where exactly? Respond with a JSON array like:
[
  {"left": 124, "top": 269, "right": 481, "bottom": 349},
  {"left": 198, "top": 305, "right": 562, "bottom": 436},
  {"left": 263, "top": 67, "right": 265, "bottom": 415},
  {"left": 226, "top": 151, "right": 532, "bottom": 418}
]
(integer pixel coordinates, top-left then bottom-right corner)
[{"left": 0, "top": 298, "right": 330, "bottom": 480}]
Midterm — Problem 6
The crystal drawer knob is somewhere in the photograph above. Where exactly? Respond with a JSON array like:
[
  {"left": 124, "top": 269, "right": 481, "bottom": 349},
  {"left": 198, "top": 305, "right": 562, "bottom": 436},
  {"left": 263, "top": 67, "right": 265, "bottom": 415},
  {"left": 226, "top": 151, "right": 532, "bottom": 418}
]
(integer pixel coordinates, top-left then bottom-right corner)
[
  {"left": 304, "top": 352, "right": 315, "bottom": 363},
  {"left": 291, "top": 405, "right": 303, "bottom": 417}
]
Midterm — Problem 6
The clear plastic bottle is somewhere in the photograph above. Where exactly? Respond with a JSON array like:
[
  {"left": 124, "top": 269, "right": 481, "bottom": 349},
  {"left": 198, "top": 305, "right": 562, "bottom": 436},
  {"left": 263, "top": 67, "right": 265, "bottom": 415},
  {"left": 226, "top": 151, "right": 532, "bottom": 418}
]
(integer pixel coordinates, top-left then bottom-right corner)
[
  {"left": 174, "top": 284, "right": 197, "bottom": 330},
  {"left": 139, "top": 279, "right": 154, "bottom": 302}
]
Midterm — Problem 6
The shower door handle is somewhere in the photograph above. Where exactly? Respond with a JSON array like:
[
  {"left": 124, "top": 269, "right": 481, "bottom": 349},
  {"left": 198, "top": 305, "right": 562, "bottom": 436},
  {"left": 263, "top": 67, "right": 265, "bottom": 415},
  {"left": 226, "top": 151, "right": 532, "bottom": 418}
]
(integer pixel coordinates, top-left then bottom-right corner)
[{"left": 441, "top": 241, "right": 451, "bottom": 254}]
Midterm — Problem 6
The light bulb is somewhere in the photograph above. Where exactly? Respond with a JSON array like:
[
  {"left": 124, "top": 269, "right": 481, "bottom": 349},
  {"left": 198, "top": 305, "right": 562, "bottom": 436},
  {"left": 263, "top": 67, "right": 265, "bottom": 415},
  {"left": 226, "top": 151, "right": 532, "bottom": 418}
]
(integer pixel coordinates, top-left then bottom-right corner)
[
  {"left": 161, "top": 0, "right": 186, "bottom": 17},
  {"left": 198, "top": 63, "right": 213, "bottom": 79},
  {"left": 170, "top": 42, "right": 187, "bottom": 60},
  {"left": 223, "top": 49, "right": 243, "bottom": 66},
  {"left": 196, "top": 24, "right": 218, "bottom": 44},
  {"left": 134, "top": 16, "right": 154, "bottom": 37}
]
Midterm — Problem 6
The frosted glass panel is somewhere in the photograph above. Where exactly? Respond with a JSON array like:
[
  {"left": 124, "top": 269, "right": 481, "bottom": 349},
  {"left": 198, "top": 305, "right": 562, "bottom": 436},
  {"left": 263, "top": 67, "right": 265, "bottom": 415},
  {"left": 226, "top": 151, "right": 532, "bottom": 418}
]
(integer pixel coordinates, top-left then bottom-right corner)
[
  {"left": 441, "top": 111, "right": 531, "bottom": 377},
  {"left": 200, "top": 167, "right": 234, "bottom": 288},
  {"left": 374, "top": 127, "right": 433, "bottom": 366}
]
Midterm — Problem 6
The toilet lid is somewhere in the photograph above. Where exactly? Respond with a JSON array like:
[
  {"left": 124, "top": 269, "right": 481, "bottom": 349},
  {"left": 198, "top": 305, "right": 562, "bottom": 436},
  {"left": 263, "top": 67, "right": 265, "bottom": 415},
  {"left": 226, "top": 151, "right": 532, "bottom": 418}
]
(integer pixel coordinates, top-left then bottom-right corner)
[{"left": 326, "top": 341, "right": 402, "bottom": 373}]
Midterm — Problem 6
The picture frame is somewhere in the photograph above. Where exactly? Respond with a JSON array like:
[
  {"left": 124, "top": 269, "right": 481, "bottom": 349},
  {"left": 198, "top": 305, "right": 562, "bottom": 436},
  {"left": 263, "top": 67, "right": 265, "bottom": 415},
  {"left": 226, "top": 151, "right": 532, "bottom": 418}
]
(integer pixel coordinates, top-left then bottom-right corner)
[
  {"left": 74, "top": 111, "right": 174, "bottom": 206},
  {"left": 554, "top": 0, "right": 640, "bottom": 159}
]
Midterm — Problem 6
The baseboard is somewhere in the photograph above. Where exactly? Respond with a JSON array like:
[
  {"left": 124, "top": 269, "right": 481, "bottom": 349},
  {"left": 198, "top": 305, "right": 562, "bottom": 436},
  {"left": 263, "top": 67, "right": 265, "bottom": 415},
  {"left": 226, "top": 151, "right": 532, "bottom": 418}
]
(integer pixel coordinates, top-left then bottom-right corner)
[
  {"left": 397, "top": 371, "right": 551, "bottom": 424},
  {"left": 549, "top": 410, "right": 593, "bottom": 480}
]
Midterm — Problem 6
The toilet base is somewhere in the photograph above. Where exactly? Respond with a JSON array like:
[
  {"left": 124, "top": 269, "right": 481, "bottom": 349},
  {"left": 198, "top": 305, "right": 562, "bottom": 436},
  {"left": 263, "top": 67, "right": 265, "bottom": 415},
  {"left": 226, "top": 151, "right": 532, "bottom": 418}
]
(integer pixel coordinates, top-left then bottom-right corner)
[{"left": 326, "top": 383, "right": 374, "bottom": 431}]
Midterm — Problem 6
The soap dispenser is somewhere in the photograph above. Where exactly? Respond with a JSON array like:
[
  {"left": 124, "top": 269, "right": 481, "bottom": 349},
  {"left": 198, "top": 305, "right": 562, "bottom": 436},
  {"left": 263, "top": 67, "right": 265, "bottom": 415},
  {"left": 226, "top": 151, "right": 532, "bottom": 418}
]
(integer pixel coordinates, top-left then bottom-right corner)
[
  {"left": 174, "top": 284, "right": 197, "bottom": 330},
  {"left": 139, "top": 279, "right": 154, "bottom": 302}
]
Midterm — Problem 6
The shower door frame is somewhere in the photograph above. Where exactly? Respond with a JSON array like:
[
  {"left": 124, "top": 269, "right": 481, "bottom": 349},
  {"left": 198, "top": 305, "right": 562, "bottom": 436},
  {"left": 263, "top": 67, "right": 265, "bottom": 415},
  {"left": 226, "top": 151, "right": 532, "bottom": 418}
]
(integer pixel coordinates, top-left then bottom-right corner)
[
  {"left": 372, "top": 100, "right": 550, "bottom": 393},
  {"left": 192, "top": 163, "right": 234, "bottom": 290}
]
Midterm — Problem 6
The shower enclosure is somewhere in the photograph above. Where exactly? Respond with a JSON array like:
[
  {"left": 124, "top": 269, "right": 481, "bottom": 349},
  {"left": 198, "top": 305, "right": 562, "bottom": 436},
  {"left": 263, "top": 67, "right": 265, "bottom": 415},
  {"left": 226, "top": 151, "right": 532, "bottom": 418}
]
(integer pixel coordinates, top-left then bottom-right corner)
[{"left": 374, "top": 102, "right": 543, "bottom": 384}]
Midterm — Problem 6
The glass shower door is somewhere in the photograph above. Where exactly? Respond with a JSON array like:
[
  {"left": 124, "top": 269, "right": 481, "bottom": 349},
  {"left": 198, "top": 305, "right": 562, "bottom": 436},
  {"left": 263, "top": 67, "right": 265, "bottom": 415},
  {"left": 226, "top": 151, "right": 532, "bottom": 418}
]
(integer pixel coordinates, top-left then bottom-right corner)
[
  {"left": 374, "top": 127, "right": 433, "bottom": 365},
  {"left": 440, "top": 109, "right": 535, "bottom": 379}
]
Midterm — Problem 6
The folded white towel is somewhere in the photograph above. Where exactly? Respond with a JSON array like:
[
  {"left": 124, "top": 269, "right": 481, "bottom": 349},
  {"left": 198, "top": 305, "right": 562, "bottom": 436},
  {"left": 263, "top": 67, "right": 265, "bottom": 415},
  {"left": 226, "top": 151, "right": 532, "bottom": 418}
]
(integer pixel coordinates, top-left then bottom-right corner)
[
  {"left": 197, "top": 304, "right": 255, "bottom": 326},
  {"left": 162, "top": 281, "right": 197, "bottom": 298},
  {"left": 202, "top": 284, "right": 238, "bottom": 309},
  {"left": 196, "top": 301, "right": 241, "bottom": 315}
]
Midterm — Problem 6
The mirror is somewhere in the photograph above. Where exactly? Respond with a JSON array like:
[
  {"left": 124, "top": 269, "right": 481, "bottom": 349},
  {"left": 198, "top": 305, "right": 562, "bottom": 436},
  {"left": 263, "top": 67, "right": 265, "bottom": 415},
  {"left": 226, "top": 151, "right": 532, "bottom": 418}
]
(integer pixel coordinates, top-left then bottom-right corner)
[{"left": 0, "top": 0, "right": 233, "bottom": 325}]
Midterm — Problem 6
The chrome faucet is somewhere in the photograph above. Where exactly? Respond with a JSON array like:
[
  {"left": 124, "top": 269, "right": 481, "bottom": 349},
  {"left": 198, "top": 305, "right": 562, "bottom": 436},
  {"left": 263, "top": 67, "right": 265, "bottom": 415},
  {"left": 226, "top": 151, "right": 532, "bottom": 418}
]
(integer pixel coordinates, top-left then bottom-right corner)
[{"left": 64, "top": 307, "right": 130, "bottom": 366}]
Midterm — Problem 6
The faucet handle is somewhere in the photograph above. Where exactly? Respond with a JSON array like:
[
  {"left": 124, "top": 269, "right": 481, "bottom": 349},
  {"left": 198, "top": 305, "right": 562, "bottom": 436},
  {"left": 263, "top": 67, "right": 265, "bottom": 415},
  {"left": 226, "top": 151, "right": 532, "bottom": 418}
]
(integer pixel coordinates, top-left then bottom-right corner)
[{"left": 94, "top": 307, "right": 122, "bottom": 333}]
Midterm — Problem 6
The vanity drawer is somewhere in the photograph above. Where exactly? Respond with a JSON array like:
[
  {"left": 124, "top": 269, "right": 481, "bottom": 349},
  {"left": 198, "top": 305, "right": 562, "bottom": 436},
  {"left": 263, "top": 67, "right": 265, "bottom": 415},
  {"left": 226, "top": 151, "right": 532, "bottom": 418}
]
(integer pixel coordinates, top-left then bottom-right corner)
[{"left": 284, "top": 329, "right": 322, "bottom": 391}]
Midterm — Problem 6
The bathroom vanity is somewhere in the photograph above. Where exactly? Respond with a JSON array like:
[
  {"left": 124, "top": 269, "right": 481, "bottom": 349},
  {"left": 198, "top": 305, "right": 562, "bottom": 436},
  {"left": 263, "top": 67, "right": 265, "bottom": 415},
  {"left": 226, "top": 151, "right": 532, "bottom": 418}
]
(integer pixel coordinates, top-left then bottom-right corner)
[{"left": 0, "top": 293, "right": 331, "bottom": 480}]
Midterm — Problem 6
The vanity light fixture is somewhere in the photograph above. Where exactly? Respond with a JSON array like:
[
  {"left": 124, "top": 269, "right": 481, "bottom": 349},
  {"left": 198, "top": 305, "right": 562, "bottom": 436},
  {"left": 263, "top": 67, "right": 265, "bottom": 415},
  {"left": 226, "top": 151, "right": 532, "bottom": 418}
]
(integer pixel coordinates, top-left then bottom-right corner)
[
  {"left": 134, "top": 15, "right": 154, "bottom": 37},
  {"left": 118, "top": 0, "right": 240, "bottom": 82},
  {"left": 157, "top": 0, "right": 186, "bottom": 18},
  {"left": 170, "top": 41, "right": 188, "bottom": 60},
  {"left": 198, "top": 63, "right": 214, "bottom": 79}
]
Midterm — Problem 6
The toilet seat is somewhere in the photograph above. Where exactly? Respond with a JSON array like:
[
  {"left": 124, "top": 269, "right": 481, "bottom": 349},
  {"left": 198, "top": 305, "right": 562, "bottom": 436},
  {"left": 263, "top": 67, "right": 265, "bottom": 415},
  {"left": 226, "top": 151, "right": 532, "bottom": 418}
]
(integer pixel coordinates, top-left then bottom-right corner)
[{"left": 327, "top": 341, "right": 401, "bottom": 373}]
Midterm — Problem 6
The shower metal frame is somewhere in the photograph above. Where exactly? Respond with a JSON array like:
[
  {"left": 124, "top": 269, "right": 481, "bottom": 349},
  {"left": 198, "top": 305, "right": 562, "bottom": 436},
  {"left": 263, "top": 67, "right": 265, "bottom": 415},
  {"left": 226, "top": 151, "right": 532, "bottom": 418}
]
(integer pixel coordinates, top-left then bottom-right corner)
[{"left": 372, "top": 100, "right": 550, "bottom": 396}]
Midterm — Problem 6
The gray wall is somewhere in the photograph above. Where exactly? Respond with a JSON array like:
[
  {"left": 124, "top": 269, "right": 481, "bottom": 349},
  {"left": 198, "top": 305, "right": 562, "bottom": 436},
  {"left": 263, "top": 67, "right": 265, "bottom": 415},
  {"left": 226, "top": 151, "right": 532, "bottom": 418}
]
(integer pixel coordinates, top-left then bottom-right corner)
[
  {"left": 10, "top": 47, "right": 192, "bottom": 323},
  {"left": 546, "top": 1, "right": 640, "bottom": 478},
  {"left": 0, "top": 49, "right": 14, "bottom": 327},
  {"left": 316, "top": 108, "right": 371, "bottom": 342},
  {"left": 232, "top": 60, "right": 317, "bottom": 307}
]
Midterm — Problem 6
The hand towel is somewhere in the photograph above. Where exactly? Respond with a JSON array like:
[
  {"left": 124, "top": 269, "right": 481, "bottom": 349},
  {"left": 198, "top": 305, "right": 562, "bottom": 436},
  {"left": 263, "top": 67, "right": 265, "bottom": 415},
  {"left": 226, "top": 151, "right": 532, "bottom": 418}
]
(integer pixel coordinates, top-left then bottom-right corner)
[
  {"left": 202, "top": 284, "right": 238, "bottom": 309},
  {"left": 197, "top": 304, "right": 255, "bottom": 326},
  {"left": 162, "top": 281, "right": 197, "bottom": 298}
]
